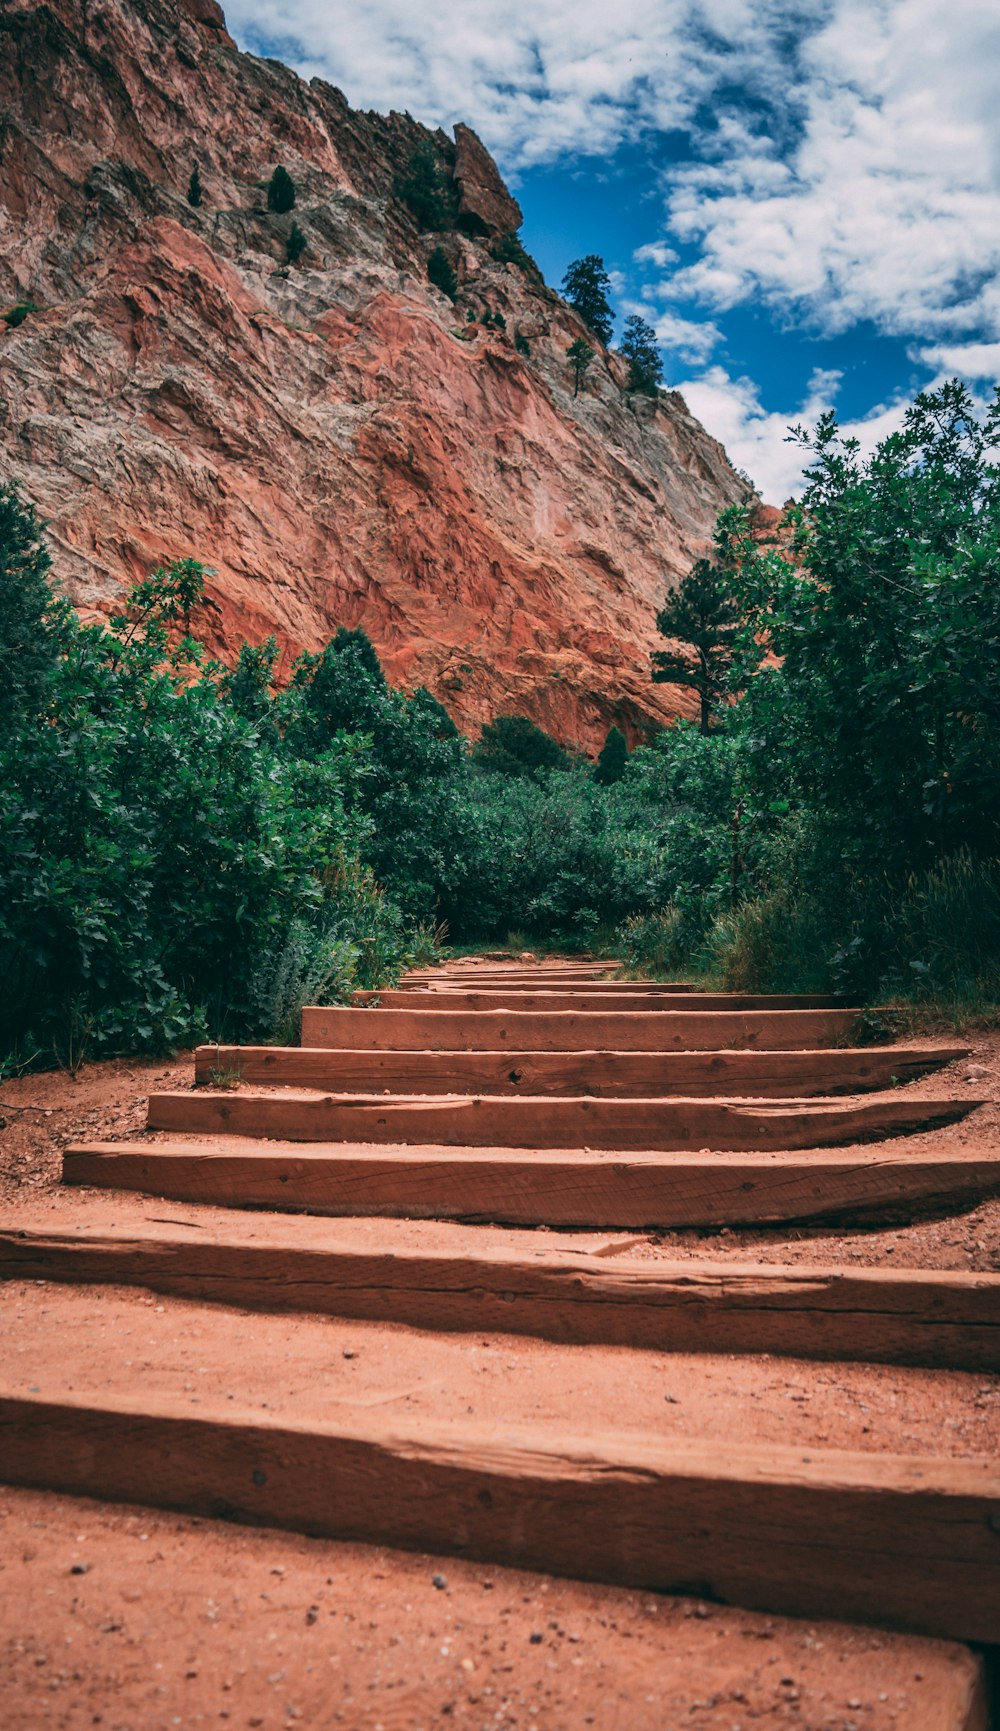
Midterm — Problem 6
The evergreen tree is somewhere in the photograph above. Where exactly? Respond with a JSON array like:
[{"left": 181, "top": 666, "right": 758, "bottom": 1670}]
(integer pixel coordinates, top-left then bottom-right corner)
[
  {"left": 566, "top": 338, "right": 594, "bottom": 397},
  {"left": 561, "top": 255, "right": 614, "bottom": 345},
  {"left": 0, "top": 482, "right": 72, "bottom": 728},
  {"left": 187, "top": 163, "right": 202, "bottom": 208},
  {"left": 472, "top": 714, "right": 569, "bottom": 780},
  {"left": 653, "top": 558, "right": 740, "bottom": 734},
  {"left": 620, "top": 314, "right": 663, "bottom": 396},
  {"left": 427, "top": 245, "right": 458, "bottom": 301},
  {"left": 395, "top": 142, "right": 456, "bottom": 231},
  {"left": 267, "top": 166, "right": 296, "bottom": 214},
  {"left": 286, "top": 221, "right": 307, "bottom": 265},
  {"left": 594, "top": 724, "right": 628, "bottom": 784}
]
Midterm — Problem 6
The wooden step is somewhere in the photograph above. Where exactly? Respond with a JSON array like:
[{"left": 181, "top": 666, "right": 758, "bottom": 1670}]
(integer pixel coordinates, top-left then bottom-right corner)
[
  {"left": 357, "top": 990, "right": 849, "bottom": 1012},
  {"left": 5, "top": 1219, "right": 998, "bottom": 1369},
  {"left": 301, "top": 1006, "right": 863, "bottom": 1051},
  {"left": 195, "top": 1043, "right": 967, "bottom": 1098},
  {"left": 62, "top": 1141, "right": 1000, "bottom": 1227},
  {"left": 403, "top": 978, "right": 693, "bottom": 992},
  {"left": 1, "top": 1388, "right": 996, "bottom": 1641},
  {"left": 148, "top": 1089, "right": 977, "bottom": 1150}
]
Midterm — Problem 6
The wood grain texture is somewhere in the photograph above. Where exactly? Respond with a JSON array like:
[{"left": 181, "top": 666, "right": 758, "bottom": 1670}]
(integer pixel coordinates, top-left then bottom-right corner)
[
  {"left": 1, "top": 1391, "right": 997, "bottom": 1641},
  {"left": 61, "top": 1142, "right": 1000, "bottom": 1227},
  {"left": 357, "top": 990, "right": 850, "bottom": 1012},
  {"left": 147, "top": 1089, "right": 977, "bottom": 1150},
  {"left": 4, "top": 1224, "right": 998, "bottom": 1368},
  {"left": 194, "top": 1043, "right": 967, "bottom": 1098},
  {"left": 301, "top": 1007, "right": 865, "bottom": 1051}
]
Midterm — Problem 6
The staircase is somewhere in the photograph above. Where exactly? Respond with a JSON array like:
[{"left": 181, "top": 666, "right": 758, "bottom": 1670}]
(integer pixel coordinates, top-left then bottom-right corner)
[{"left": 1, "top": 957, "right": 999, "bottom": 1669}]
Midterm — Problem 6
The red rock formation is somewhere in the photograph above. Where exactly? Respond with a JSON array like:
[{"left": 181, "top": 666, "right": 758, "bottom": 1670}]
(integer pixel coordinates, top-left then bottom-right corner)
[{"left": 0, "top": 0, "right": 748, "bottom": 751}]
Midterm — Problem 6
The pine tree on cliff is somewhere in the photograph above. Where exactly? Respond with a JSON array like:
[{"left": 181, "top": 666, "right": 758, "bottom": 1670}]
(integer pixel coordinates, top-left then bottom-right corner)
[
  {"left": 594, "top": 724, "right": 628, "bottom": 784},
  {"left": 286, "top": 221, "right": 307, "bottom": 266},
  {"left": 562, "top": 256, "right": 614, "bottom": 345},
  {"left": 427, "top": 246, "right": 458, "bottom": 301},
  {"left": 187, "top": 163, "right": 202, "bottom": 207},
  {"left": 267, "top": 166, "right": 296, "bottom": 213},
  {"left": 653, "top": 558, "right": 740, "bottom": 735},
  {"left": 566, "top": 338, "right": 594, "bottom": 397},
  {"left": 620, "top": 314, "right": 663, "bottom": 396},
  {"left": 396, "top": 142, "right": 456, "bottom": 231}
]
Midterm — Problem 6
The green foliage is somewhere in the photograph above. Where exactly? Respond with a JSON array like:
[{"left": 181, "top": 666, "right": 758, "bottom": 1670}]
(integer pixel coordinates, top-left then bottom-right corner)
[
  {"left": 396, "top": 142, "right": 456, "bottom": 231},
  {"left": 594, "top": 725, "right": 628, "bottom": 785},
  {"left": 566, "top": 338, "right": 594, "bottom": 397},
  {"left": 514, "top": 333, "right": 531, "bottom": 358},
  {"left": 286, "top": 221, "right": 307, "bottom": 265},
  {"left": 653, "top": 556, "right": 742, "bottom": 734},
  {"left": 562, "top": 256, "right": 614, "bottom": 346},
  {"left": 267, "top": 166, "right": 296, "bottom": 213},
  {"left": 472, "top": 715, "right": 569, "bottom": 781},
  {"left": 0, "top": 525, "right": 425, "bottom": 1069},
  {"left": 287, "top": 628, "right": 467, "bottom": 922},
  {"left": 620, "top": 314, "right": 663, "bottom": 396},
  {"left": 427, "top": 245, "right": 458, "bottom": 301},
  {"left": 187, "top": 163, "right": 202, "bottom": 207},
  {"left": 0, "top": 482, "right": 73, "bottom": 730},
  {"left": 2, "top": 303, "right": 38, "bottom": 328}
]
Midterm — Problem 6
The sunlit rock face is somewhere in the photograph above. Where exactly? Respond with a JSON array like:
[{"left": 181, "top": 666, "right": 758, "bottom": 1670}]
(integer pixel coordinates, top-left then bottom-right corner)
[{"left": 0, "top": 0, "right": 747, "bottom": 750}]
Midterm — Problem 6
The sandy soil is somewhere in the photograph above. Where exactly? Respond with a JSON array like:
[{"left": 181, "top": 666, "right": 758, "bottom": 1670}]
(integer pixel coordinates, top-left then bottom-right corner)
[{"left": 0, "top": 1485, "right": 986, "bottom": 1731}]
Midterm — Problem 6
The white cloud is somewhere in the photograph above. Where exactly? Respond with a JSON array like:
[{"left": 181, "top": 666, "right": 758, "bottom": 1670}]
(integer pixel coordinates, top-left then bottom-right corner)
[
  {"left": 915, "top": 341, "right": 1000, "bottom": 382},
  {"left": 225, "top": 0, "right": 823, "bottom": 169},
  {"left": 663, "top": 0, "right": 1000, "bottom": 345},
  {"left": 673, "top": 366, "right": 911, "bottom": 501},
  {"left": 633, "top": 242, "right": 679, "bottom": 269}
]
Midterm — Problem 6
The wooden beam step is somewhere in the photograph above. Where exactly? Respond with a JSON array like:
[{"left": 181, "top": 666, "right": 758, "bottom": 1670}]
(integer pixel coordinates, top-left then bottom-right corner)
[
  {"left": 147, "top": 1089, "right": 977, "bottom": 1150},
  {"left": 0, "top": 1389, "right": 996, "bottom": 1641},
  {"left": 196, "top": 1043, "right": 967, "bottom": 1098},
  {"left": 356, "top": 990, "right": 850, "bottom": 1011},
  {"left": 402, "top": 978, "right": 693, "bottom": 992},
  {"left": 4, "top": 1221, "right": 998, "bottom": 1369},
  {"left": 301, "top": 1006, "right": 863, "bottom": 1051},
  {"left": 62, "top": 1142, "right": 1000, "bottom": 1228}
]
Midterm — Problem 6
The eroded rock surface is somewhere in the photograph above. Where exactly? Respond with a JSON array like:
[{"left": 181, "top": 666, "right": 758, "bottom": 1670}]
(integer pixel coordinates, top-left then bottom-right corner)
[{"left": 0, "top": 0, "right": 747, "bottom": 749}]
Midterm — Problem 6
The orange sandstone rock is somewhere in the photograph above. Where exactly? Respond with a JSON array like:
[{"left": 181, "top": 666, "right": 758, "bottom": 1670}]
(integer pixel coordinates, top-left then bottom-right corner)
[{"left": 0, "top": 0, "right": 748, "bottom": 751}]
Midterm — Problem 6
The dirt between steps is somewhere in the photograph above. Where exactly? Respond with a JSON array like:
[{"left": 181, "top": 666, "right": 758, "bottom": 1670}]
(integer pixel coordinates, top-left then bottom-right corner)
[
  {"left": 1, "top": 1038, "right": 999, "bottom": 1270},
  {"left": 0, "top": 1485, "right": 986, "bottom": 1731}
]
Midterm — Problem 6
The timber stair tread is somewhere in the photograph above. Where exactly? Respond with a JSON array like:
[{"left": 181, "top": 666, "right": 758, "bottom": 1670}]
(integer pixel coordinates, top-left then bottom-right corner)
[
  {"left": 3, "top": 1217, "right": 998, "bottom": 1368},
  {"left": 300, "top": 1005, "right": 866, "bottom": 1049},
  {"left": 0, "top": 1284, "right": 998, "bottom": 1642},
  {"left": 62, "top": 1139, "right": 1000, "bottom": 1227},
  {"left": 145, "top": 1086, "right": 981, "bottom": 1149},
  {"left": 195, "top": 1041, "right": 968, "bottom": 1096}
]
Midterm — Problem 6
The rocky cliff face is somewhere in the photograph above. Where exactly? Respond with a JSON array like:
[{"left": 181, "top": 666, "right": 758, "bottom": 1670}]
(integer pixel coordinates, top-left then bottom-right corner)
[{"left": 0, "top": 0, "right": 746, "bottom": 750}]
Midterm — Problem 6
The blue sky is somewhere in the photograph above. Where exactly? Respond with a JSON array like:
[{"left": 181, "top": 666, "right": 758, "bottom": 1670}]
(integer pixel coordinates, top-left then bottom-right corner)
[{"left": 227, "top": 0, "right": 1000, "bottom": 500}]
